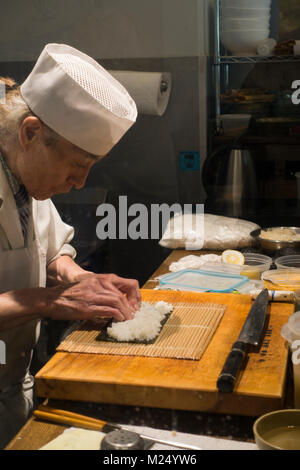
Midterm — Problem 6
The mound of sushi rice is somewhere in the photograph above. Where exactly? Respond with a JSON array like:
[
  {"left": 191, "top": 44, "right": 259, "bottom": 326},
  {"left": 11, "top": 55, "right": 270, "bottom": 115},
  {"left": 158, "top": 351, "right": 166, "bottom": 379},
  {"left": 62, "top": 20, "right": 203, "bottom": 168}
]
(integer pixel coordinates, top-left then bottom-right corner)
[{"left": 107, "top": 301, "right": 173, "bottom": 342}]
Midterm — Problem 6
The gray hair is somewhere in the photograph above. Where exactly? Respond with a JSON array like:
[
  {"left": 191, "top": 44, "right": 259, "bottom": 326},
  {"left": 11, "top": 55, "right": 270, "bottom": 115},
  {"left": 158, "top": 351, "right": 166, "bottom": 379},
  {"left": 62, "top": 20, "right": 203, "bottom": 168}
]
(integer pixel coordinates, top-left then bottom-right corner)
[
  {"left": 0, "top": 77, "right": 100, "bottom": 161},
  {"left": 0, "top": 76, "right": 62, "bottom": 152}
]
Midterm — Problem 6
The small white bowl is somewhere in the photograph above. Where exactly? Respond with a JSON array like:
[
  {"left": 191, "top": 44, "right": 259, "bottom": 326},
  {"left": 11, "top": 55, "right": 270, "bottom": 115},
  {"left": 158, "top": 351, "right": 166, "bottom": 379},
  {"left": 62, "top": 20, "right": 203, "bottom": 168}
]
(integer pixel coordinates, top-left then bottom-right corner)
[
  {"left": 220, "top": 114, "right": 251, "bottom": 131},
  {"left": 221, "top": 18, "right": 270, "bottom": 31},
  {"left": 221, "top": 7, "right": 270, "bottom": 19},
  {"left": 221, "top": 30, "right": 270, "bottom": 55},
  {"left": 222, "top": 0, "right": 271, "bottom": 8}
]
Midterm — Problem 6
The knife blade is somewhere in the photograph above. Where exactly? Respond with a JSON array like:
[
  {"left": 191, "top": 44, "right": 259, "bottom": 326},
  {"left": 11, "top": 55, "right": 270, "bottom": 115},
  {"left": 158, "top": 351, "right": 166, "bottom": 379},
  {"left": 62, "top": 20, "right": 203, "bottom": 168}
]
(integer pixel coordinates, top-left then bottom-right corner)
[{"left": 217, "top": 288, "right": 269, "bottom": 393}]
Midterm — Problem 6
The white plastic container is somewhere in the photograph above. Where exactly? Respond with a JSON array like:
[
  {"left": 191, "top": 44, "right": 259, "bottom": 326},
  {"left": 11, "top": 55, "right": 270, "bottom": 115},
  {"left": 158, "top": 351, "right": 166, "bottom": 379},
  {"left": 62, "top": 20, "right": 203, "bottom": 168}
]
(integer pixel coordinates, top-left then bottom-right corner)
[
  {"left": 221, "top": 7, "right": 270, "bottom": 19},
  {"left": 222, "top": 0, "right": 272, "bottom": 8},
  {"left": 221, "top": 18, "right": 270, "bottom": 31},
  {"left": 221, "top": 29, "right": 270, "bottom": 55},
  {"left": 281, "top": 312, "right": 300, "bottom": 407}
]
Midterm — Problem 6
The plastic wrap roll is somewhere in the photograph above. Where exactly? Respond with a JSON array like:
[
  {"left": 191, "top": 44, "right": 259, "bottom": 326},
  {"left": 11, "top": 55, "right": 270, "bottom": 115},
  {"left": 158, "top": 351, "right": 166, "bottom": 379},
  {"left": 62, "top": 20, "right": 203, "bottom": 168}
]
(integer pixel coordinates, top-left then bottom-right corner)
[
  {"left": 108, "top": 70, "right": 172, "bottom": 116},
  {"left": 257, "top": 38, "right": 276, "bottom": 56}
]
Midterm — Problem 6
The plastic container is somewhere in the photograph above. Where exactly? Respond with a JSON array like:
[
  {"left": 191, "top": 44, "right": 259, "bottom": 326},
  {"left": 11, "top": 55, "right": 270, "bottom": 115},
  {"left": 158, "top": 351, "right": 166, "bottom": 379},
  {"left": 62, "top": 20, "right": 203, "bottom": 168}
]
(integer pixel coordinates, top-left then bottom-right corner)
[
  {"left": 240, "top": 253, "right": 272, "bottom": 280},
  {"left": 159, "top": 269, "right": 248, "bottom": 293},
  {"left": 275, "top": 255, "right": 300, "bottom": 270},
  {"left": 221, "top": 30, "right": 270, "bottom": 55},
  {"left": 282, "top": 311, "right": 300, "bottom": 344},
  {"left": 221, "top": 18, "right": 270, "bottom": 31},
  {"left": 262, "top": 269, "right": 300, "bottom": 291},
  {"left": 221, "top": 7, "right": 270, "bottom": 19},
  {"left": 281, "top": 312, "right": 300, "bottom": 408},
  {"left": 222, "top": 0, "right": 271, "bottom": 8}
]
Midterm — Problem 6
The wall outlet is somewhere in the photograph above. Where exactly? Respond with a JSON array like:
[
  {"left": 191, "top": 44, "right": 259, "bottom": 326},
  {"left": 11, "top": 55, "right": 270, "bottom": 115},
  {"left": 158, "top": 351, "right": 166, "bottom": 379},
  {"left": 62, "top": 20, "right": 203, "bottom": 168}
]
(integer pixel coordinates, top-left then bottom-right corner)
[{"left": 179, "top": 151, "right": 200, "bottom": 171}]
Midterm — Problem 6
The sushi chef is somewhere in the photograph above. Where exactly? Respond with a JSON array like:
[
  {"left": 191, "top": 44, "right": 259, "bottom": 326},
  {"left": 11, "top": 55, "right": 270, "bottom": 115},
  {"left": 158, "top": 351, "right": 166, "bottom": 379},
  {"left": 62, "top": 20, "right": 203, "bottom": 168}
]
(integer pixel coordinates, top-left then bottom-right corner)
[{"left": 0, "top": 43, "right": 141, "bottom": 448}]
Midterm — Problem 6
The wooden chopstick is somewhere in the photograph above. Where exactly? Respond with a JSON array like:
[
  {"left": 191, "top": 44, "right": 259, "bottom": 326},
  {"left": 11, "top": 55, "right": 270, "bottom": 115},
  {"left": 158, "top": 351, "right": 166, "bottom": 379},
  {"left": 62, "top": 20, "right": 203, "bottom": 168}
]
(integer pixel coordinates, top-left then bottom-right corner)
[
  {"left": 34, "top": 407, "right": 109, "bottom": 432},
  {"left": 37, "top": 404, "right": 108, "bottom": 427}
]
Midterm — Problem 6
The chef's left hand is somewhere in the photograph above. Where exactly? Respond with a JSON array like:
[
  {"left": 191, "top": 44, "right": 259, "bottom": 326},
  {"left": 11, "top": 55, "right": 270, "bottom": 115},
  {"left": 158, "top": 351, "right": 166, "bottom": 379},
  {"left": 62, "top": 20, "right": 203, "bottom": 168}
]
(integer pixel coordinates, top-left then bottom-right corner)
[
  {"left": 72, "top": 272, "right": 141, "bottom": 311},
  {"left": 92, "top": 273, "right": 141, "bottom": 311},
  {"left": 47, "top": 256, "right": 141, "bottom": 311}
]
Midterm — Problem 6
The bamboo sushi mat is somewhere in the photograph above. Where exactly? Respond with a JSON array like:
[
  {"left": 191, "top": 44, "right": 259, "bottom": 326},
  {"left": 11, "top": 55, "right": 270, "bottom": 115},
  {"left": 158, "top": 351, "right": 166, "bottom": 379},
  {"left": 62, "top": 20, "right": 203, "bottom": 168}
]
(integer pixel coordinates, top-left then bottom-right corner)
[{"left": 57, "top": 302, "right": 226, "bottom": 360}]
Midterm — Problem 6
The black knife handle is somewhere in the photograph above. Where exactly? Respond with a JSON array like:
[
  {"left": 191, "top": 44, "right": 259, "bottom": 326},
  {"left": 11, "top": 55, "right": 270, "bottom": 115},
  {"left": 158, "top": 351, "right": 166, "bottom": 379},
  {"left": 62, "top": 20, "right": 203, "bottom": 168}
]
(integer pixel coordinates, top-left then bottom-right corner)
[{"left": 217, "top": 341, "right": 248, "bottom": 393}]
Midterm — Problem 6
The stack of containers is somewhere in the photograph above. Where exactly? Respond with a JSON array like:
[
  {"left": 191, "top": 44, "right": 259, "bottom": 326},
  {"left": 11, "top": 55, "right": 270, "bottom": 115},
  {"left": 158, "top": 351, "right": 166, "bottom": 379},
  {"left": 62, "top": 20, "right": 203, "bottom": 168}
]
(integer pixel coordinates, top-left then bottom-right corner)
[{"left": 220, "top": 0, "right": 272, "bottom": 55}]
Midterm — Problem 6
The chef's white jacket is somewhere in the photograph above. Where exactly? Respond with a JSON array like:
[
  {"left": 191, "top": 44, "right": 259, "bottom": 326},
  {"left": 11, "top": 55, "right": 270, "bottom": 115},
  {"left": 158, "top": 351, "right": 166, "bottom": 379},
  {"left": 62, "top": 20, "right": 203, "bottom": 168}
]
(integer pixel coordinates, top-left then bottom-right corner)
[{"left": 0, "top": 163, "right": 76, "bottom": 448}]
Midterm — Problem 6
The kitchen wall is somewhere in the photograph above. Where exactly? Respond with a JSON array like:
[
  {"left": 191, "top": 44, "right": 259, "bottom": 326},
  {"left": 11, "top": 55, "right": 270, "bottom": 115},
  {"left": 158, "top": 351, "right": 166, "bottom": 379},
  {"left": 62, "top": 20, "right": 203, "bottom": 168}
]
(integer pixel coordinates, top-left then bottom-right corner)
[
  {"left": 0, "top": 0, "right": 209, "bottom": 60},
  {"left": 0, "top": 0, "right": 211, "bottom": 283}
]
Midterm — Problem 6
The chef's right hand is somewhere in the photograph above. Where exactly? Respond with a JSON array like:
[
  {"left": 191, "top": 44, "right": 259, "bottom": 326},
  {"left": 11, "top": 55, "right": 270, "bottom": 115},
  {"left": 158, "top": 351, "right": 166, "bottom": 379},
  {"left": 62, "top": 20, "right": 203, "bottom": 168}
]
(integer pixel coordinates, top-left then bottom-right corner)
[{"left": 45, "top": 277, "right": 135, "bottom": 322}]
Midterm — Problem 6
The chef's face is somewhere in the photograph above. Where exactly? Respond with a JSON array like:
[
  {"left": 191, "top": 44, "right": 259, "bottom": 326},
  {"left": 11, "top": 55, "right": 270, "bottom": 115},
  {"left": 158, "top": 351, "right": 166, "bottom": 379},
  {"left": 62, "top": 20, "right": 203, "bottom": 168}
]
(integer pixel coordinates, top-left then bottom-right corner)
[{"left": 17, "top": 117, "right": 103, "bottom": 200}]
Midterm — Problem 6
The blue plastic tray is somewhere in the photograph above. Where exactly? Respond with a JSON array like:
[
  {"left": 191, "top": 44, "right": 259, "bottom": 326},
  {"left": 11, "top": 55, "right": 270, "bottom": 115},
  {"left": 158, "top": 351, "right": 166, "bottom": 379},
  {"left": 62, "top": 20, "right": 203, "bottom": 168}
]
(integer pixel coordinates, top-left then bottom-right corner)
[{"left": 159, "top": 269, "right": 248, "bottom": 293}]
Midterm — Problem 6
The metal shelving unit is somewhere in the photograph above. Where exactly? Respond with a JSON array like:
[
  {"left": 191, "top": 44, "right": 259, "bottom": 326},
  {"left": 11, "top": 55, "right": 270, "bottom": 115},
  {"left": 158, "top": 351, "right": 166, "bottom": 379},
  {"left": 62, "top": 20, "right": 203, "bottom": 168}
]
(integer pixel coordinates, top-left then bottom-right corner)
[
  {"left": 214, "top": 0, "right": 222, "bottom": 133},
  {"left": 213, "top": 0, "right": 300, "bottom": 134},
  {"left": 209, "top": 1, "right": 300, "bottom": 220},
  {"left": 216, "top": 55, "right": 300, "bottom": 65}
]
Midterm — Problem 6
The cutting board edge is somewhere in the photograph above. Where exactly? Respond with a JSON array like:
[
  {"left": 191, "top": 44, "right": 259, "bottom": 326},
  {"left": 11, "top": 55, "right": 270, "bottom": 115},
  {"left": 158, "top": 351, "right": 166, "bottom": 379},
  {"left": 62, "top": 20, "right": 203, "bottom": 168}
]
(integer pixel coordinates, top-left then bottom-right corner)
[
  {"left": 35, "top": 365, "right": 286, "bottom": 399},
  {"left": 35, "top": 376, "right": 285, "bottom": 417}
]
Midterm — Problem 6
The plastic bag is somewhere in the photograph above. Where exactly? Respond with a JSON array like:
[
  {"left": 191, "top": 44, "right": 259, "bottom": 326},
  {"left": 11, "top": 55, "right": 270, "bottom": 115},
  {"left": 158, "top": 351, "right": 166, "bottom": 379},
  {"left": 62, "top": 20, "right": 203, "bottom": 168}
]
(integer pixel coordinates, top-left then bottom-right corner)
[{"left": 159, "top": 213, "right": 260, "bottom": 250}]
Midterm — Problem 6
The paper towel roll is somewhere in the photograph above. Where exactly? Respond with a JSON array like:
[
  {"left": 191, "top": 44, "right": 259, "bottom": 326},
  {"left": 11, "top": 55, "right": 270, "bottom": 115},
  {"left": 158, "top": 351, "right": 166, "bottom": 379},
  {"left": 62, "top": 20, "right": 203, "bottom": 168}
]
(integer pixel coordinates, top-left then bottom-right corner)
[
  {"left": 108, "top": 70, "right": 172, "bottom": 116},
  {"left": 294, "top": 44, "right": 300, "bottom": 55}
]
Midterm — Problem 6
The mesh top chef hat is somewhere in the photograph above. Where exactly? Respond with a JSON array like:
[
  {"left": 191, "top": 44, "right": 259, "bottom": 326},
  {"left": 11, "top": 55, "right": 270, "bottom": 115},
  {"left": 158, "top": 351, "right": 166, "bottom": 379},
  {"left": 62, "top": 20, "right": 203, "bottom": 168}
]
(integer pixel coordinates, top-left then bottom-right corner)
[{"left": 20, "top": 43, "right": 138, "bottom": 156}]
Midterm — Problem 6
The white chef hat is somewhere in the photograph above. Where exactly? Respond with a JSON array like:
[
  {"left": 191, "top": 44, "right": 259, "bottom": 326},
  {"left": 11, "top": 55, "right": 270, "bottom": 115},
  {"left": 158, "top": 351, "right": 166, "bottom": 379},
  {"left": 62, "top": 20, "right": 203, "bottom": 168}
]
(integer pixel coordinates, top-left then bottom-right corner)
[{"left": 20, "top": 43, "right": 138, "bottom": 156}]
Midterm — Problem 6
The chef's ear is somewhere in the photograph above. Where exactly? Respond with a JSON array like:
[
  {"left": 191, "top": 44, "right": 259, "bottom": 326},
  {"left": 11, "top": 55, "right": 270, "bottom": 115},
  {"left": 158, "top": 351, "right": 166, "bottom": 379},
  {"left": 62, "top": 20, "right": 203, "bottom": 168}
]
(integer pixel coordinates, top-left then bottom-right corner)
[{"left": 18, "top": 116, "right": 43, "bottom": 150}]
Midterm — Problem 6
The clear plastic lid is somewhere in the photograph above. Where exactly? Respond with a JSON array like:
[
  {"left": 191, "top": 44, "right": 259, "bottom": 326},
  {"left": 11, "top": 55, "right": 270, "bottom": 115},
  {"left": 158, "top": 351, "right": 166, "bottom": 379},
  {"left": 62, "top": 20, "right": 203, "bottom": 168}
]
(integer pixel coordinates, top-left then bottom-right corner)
[{"left": 159, "top": 269, "right": 248, "bottom": 293}]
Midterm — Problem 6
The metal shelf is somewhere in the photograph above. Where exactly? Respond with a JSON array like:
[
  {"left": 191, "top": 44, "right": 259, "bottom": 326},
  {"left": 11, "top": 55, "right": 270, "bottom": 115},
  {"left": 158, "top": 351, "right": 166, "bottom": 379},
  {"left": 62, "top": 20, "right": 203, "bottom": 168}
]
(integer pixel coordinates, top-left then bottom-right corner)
[
  {"left": 215, "top": 55, "right": 300, "bottom": 65},
  {"left": 212, "top": 134, "right": 300, "bottom": 146},
  {"left": 212, "top": 0, "right": 295, "bottom": 134}
]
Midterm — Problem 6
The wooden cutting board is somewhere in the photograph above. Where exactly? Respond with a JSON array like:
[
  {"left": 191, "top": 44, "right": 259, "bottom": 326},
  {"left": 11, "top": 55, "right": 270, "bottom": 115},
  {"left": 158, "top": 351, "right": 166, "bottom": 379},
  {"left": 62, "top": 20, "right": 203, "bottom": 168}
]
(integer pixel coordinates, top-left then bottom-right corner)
[{"left": 35, "top": 290, "right": 294, "bottom": 416}]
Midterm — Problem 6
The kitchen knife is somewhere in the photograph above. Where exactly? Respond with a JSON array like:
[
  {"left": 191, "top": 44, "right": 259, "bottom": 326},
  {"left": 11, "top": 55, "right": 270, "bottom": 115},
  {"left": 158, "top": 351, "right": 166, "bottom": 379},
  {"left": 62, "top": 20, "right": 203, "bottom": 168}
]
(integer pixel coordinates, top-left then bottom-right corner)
[
  {"left": 35, "top": 406, "right": 202, "bottom": 450},
  {"left": 217, "top": 288, "right": 269, "bottom": 393}
]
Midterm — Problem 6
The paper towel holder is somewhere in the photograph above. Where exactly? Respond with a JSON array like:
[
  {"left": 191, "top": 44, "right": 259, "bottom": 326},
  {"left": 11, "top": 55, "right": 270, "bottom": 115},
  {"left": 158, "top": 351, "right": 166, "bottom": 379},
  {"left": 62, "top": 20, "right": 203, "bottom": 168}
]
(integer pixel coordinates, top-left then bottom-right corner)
[
  {"left": 108, "top": 70, "right": 172, "bottom": 116},
  {"left": 160, "top": 81, "right": 168, "bottom": 93}
]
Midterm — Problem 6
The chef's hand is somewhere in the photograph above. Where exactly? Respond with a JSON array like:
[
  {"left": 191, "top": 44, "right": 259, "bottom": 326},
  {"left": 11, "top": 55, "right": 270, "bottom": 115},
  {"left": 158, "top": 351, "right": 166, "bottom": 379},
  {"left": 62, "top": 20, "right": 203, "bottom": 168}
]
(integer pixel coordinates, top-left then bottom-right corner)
[
  {"left": 46, "top": 276, "right": 137, "bottom": 322},
  {"left": 74, "top": 273, "right": 141, "bottom": 311},
  {"left": 47, "top": 257, "right": 141, "bottom": 313}
]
